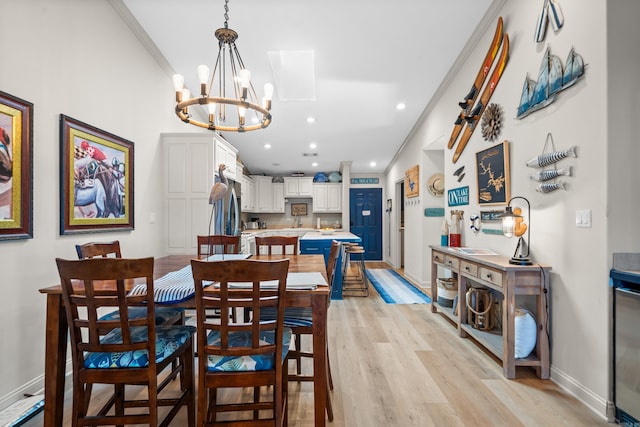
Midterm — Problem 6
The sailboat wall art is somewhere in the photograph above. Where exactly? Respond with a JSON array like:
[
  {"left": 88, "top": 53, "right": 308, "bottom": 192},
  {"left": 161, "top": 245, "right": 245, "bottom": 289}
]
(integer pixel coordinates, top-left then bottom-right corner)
[{"left": 516, "top": 45, "right": 585, "bottom": 119}]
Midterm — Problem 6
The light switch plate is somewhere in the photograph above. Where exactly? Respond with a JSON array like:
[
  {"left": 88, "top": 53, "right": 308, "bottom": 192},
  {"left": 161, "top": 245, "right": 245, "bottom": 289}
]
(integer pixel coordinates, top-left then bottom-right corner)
[{"left": 576, "top": 209, "right": 591, "bottom": 228}]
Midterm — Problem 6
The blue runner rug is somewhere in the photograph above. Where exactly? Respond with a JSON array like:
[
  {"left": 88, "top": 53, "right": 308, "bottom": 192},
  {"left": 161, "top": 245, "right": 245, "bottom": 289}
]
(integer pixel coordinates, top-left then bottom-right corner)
[{"left": 364, "top": 269, "right": 432, "bottom": 304}]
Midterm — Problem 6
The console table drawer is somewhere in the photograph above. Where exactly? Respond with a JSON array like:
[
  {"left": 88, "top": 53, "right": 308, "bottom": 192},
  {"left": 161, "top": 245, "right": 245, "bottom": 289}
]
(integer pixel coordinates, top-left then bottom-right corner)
[
  {"left": 444, "top": 255, "right": 460, "bottom": 270},
  {"left": 460, "top": 261, "right": 478, "bottom": 277},
  {"left": 479, "top": 266, "right": 503, "bottom": 287},
  {"left": 432, "top": 251, "right": 445, "bottom": 264}
]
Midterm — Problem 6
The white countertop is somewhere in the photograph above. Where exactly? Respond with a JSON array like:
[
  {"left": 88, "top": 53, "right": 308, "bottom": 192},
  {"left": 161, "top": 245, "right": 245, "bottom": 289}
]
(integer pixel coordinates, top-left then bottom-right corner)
[{"left": 300, "top": 231, "right": 360, "bottom": 240}]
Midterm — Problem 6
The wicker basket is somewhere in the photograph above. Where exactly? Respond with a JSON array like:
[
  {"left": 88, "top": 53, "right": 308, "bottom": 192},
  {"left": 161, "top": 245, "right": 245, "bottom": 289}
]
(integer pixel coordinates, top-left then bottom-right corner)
[{"left": 437, "top": 278, "right": 457, "bottom": 307}]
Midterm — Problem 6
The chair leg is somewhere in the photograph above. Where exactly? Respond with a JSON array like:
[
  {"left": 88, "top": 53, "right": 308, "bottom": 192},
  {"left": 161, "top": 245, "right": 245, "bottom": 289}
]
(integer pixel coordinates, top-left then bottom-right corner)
[
  {"left": 295, "top": 333, "right": 302, "bottom": 375},
  {"left": 327, "top": 347, "right": 333, "bottom": 390}
]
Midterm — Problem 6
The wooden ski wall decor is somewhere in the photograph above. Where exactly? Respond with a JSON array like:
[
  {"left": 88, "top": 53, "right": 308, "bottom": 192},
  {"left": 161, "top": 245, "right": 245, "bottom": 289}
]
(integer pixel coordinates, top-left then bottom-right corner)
[{"left": 448, "top": 17, "right": 510, "bottom": 164}]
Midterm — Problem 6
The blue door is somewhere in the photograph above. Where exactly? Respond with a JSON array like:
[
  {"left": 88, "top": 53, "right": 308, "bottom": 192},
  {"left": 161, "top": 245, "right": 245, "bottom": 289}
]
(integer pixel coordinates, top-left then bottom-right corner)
[{"left": 349, "top": 188, "right": 382, "bottom": 260}]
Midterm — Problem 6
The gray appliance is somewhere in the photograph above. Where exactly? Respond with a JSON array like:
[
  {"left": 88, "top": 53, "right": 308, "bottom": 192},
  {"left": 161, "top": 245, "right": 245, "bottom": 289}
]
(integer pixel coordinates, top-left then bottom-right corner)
[
  {"left": 610, "top": 253, "right": 640, "bottom": 425},
  {"left": 212, "top": 177, "right": 241, "bottom": 236}
]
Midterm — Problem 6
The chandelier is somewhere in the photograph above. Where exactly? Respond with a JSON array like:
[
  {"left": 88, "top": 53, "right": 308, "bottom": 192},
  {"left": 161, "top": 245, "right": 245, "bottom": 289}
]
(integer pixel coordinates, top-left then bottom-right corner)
[{"left": 172, "top": 0, "right": 273, "bottom": 132}]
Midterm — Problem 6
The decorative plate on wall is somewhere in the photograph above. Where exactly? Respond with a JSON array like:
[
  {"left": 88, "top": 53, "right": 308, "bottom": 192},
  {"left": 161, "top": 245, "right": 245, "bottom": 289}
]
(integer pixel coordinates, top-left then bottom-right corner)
[{"left": 427, "top": 173, "right": 444, "bottom": 197}]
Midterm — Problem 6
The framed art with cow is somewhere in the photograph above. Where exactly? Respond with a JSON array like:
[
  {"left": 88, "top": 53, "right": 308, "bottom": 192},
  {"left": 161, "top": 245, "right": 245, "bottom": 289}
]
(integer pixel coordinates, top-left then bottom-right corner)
[
  {"left": 0, "top": 91, "right": 33, "bottom": 241},
  {"left": 59, "top": 114, "right": 134, "bottom": 234}
]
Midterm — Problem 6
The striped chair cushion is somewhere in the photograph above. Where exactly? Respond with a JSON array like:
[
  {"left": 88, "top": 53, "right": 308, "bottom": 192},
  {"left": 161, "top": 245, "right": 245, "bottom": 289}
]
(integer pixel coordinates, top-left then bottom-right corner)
[
  {"left": 128, "top": 264, "right": 213, "bottom": 304},
  {"left": 83, "top": 325, "right": 196, "bottom": 369},
  {"left": 260, "top": 307, "right": 314, "bottom": 328},
  {"left": 205, "top": 328, "right": 292, "bottom": 372}
]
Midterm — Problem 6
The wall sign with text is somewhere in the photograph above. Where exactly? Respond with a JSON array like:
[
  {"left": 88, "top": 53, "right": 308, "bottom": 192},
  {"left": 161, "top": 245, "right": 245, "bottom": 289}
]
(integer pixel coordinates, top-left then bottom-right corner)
[{"left": 448, "top": 186, "right": 469, "bottom": 207}]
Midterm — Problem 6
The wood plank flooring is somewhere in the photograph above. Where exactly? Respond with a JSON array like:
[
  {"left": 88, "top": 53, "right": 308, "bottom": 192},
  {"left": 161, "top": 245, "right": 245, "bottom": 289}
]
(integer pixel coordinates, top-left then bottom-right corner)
[{"left": 23, "top": 261, "right": 608, "bottom": 426}]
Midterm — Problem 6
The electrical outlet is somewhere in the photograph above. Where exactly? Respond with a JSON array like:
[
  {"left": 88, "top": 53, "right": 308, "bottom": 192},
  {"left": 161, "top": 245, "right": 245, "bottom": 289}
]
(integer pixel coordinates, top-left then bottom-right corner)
[
  {"left": 149, "top": 212, "right": 157, "bottom": 224},
  {"left": 576, "top": 209, "right": 591, "bottom": 228}
]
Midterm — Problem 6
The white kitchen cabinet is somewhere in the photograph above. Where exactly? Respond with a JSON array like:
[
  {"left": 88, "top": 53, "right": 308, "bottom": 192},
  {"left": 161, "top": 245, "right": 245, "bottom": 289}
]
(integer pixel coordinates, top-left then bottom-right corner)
[
  {"left": 240, "top": 174, "right": 255, "bottom": 212},
  {"left": 213, "top": 134, "right": 237, "bottom": 181},
  {"left": 254, "top": 176, "right": 273, "bottom": 212},
  {"left": 272, "top": 183, "right": 285, "bottom": 213},
  {"left": 283, "top": 177, "right": 313, "bottom": 197},
  {"left": 313, "top": 183, "right": 342, "bottom": 212}
]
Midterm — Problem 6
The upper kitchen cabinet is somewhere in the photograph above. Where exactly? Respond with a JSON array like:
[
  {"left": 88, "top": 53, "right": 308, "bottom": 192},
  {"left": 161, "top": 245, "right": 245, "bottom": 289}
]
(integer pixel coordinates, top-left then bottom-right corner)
[
  {"left": 240, "top": 174, "right": 255, "bottom": 212},
  {"left": 283, "top": 177, "right": 313, "bottom": 197},
  {"left": 313, "top": 183, "right": 342, "bottom": 212},
  {"left": 252, "top": 176, "right": 284, "bottom": 213},
  {"left": 213, "top": 134, "right": 237, "bottom": 182}
]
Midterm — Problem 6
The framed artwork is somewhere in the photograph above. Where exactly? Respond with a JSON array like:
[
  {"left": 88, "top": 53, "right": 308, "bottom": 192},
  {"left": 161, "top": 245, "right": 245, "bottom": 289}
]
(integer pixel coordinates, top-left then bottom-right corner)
[
  {"left": 475, "top": 140, "right": 510, "bottom": 205},
  {"left": 0, "top": 91, "right": 33, "bottom": 240},
  {"left": 60, "top": 115, "right": 134, "bottom": 234},
  {"left": 291, "top": 203, "right": 307, "bottom": 216},
  {"left": 405, "top": 164, "right": 419, "bottom": 198}
]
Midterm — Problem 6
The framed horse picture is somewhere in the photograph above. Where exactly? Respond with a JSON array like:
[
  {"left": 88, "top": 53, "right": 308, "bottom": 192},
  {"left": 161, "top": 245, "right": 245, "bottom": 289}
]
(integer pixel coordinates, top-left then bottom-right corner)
[
  {"left": 59, "top": 115, "right": 134, "bottom": 234},
  {"left": 0, "top": 91, "right": 33, "bottom": 241}
]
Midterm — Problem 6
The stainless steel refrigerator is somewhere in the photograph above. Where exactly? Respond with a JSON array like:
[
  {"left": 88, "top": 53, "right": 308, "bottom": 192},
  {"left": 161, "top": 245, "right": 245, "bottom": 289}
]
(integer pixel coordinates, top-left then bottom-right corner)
[{"left": 212, "top": 177, "right": 241, "bottom": 236}]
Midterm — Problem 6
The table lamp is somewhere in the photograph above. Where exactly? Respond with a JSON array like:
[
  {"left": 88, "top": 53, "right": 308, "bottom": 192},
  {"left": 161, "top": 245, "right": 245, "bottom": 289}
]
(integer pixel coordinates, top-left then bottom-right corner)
[{"left": 501, "top": 196, "right": 532, "bottom": 265}]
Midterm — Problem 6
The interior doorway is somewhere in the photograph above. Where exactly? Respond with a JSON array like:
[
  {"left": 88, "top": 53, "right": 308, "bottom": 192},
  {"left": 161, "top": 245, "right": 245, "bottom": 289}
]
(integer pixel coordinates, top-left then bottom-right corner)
[{"left": 396, "top": 180, "right": 405, "bottom": 268}]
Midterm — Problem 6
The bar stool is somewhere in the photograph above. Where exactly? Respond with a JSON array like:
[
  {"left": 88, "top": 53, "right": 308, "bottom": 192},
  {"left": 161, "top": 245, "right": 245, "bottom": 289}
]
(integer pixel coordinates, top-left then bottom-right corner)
[{"left": 342, "top": 243, "right": 368, "bottom": 296}]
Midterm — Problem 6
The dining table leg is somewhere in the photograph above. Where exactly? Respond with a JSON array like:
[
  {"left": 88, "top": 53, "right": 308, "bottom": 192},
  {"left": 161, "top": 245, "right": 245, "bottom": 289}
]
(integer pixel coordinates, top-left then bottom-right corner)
[
  {"left": 44, "top": 294, "right": 67, "bottom": 427},
  {"left": 311, "top": 294, "right": 328, "bottom": 427}
]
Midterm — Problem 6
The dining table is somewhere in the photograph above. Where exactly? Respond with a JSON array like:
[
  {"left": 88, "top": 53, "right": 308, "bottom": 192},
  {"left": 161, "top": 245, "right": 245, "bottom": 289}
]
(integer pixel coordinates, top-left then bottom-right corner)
[{"left": 39, "top": 253, "right": 330, "bottom": 427}]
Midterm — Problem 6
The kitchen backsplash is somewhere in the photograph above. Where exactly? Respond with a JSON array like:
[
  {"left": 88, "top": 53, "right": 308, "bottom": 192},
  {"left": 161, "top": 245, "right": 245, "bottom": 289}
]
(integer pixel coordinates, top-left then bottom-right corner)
[{"left": 242, "top": 212, "right": 341, "bottom": 229}]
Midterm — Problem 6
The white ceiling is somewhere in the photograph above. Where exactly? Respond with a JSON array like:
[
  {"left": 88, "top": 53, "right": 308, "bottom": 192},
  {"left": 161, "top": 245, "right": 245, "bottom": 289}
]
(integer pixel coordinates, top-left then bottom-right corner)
[{"left": 119, "top": 0, "right": 494, "bottom": 175}]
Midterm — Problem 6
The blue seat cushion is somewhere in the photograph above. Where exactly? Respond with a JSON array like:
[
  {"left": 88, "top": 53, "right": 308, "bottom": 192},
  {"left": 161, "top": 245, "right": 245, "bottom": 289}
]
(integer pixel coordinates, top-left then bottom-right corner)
[
  {"left": 205, "top": 327, "right": 292, "bottom": 372},
  {"left": 83, "top": 325, "right": 196, "bottom": 369},
  {"left": 99, "top": 306, "right": 183, "bottom": 325},
  {"left": 261, "top": 307, "right": 313, "bottom": 328}
]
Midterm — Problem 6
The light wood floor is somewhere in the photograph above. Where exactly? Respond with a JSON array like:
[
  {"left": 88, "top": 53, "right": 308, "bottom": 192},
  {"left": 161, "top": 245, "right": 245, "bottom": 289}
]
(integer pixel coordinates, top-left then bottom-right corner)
[{"left": 24, "top": 261, "right": 608, "bottom": 426}]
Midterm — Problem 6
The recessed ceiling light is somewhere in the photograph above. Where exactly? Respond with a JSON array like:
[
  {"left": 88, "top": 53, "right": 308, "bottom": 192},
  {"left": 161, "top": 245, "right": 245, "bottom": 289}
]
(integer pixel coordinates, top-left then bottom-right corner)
[
  {"left": 264, "top": 143, "right": 271, "bottom": 149},
  {"left": 307, "top": 117, "right": 315, "bottom": 123},
  {"left": 309, "top": 143, "right": 317, "bottom": 149},
  {"left": 370, "top": 161, "right": 377, "bottom": 167},
  {"left": 312, "top": 162, "right": 318, "bottom": 167},
  {"left": 396, "top": 103, "right": 406, "bottom": 110}
]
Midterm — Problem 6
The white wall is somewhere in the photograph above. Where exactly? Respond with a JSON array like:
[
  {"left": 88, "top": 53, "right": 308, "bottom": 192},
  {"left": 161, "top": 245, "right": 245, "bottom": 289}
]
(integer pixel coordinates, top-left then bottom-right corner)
[
  {"left": 386, "top": 0, "right": 612, "bottom": 417},
  {"left": 0, "top": 0, "right": 185, "bottom": 406}
]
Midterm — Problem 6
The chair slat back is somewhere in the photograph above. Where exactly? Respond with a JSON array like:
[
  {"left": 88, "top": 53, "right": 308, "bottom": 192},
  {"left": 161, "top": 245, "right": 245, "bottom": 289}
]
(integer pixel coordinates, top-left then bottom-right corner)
[
  {"left": 191, "top": 259, "right": 289, "bottom": 360},
  {"left": 327, "top": 240, "right": 341, "bottom": 292},
  {"left": 197, "top": 235, "right": 241, "bottom": 258},
  {"left": 55, "top": 257, "right": 156, "bottom": 365},
  {"left": 75, "top": 241, "right": 122, "bottom": 259},
  {"left": 255, "top": 235, "right": 298, "bottom": 255}
]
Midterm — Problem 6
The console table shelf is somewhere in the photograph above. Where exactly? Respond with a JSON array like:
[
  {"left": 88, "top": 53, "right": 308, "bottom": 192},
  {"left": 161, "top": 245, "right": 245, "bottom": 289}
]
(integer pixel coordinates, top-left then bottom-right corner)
[{"left": 430, "top": 246, "right": 551, "bottom": 379}]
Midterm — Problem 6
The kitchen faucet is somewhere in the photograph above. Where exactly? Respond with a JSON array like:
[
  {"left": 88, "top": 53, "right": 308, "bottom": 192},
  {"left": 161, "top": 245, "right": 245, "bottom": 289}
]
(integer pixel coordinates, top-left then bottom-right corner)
[{"left": 292, "top": 214, "right": 302, "bottom": 228}]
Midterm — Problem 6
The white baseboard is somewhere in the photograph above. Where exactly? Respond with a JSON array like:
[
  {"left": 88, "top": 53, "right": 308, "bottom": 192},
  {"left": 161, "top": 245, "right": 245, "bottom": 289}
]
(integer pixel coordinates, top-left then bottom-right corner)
[
  {"left": 550, "top": 365, "right": 610, "bottom": 422},
  {"left": 0, "top": 360, "right": 73, "bottom": 412}
]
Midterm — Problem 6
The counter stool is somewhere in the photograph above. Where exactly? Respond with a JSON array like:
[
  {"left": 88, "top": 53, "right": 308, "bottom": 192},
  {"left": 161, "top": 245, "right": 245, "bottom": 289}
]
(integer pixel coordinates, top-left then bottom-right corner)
[{"left": 342, "top": 243, "right": 368, "bottom": 296}]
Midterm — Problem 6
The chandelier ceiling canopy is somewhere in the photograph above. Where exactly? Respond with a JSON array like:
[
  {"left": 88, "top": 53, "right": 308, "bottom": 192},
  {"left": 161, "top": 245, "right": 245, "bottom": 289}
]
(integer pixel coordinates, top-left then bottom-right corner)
[{"left": 172, "top": 0, "right": 273, "bottom": 132}]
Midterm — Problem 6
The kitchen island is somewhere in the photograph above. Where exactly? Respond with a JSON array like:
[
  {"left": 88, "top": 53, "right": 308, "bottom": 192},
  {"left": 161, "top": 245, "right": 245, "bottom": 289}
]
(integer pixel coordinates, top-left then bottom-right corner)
[{"left": 300, "top": 231, "right": 362, "bottom": 299}]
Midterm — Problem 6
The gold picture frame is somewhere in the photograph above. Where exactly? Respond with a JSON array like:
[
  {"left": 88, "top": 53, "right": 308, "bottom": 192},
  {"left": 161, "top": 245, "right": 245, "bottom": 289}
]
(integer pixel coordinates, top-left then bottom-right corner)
[
  {"left": 0, "top": 91, "right": 33, "bottom": 240},
  {"left": 60, "top": 115, "right": 134, "bottom": 234},
  {"left": 475, "top": 140, "right": 510, "bottom": 205}
]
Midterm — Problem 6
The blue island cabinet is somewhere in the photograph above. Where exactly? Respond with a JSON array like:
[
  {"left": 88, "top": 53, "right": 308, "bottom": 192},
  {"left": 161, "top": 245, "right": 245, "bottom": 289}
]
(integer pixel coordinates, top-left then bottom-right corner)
[{"left": 299, "top": 231, "right": 362, "bottom": 299}]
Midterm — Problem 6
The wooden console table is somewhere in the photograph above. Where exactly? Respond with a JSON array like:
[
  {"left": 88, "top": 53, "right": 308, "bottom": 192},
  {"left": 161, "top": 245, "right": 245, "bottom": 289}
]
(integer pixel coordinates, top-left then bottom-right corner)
[{"left": 429, "top": 246, "right": 551, "bottom": 379}]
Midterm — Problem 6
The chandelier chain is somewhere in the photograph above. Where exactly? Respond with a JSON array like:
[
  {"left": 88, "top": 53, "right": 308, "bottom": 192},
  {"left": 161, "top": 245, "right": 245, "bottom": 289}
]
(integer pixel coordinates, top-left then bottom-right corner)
[{"left": 223, "top": 0, "right": 229, "bottom": 29}]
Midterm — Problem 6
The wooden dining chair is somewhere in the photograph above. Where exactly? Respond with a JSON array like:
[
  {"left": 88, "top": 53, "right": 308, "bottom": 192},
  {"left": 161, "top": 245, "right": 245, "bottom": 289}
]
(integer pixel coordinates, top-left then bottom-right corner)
[
  {"left": 279, "top": 239, "right": 341, "bottom": 420},
  {"left": 190, "top": 258, "right": 291, "bottom": 426},
  {"left": 255, "top": 235, "right": 299, "bottom": 255},
  {"left": 55, "top": 257, "right": 196, "bottom": 427},
  {"left": 197, "top": 234, "right": 241, "bottom": 258},
  {"left": 75, "top": 240, "right": 183, "bottom": 326}
]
